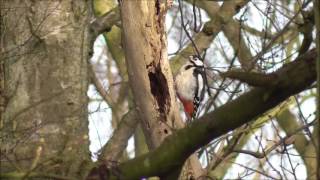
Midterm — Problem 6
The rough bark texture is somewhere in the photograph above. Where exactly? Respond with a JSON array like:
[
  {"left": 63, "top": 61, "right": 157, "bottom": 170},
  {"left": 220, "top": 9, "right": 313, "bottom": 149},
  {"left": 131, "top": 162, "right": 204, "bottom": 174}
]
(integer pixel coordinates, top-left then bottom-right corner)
[
  {"left": 120, "top": 0, "right": 181, "bottom": 149},
  {"left": 0, "top": 0, "right": 91, "bottom": 178},
  {"left": 314, "top": 0, "right": 320, "bottom": 179},
  {"left": 99, "top": 110, "right": 139, "bottom": 162},
  {"left": 118, "top": 1, "right": 207, "bottom": 179}
]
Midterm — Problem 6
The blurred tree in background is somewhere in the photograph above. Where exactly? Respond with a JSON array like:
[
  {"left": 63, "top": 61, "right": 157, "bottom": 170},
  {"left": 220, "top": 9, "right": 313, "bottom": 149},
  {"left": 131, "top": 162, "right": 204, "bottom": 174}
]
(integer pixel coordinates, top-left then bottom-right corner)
[{"left": 1, "top": 0, "right": 319, "bottom": 179}]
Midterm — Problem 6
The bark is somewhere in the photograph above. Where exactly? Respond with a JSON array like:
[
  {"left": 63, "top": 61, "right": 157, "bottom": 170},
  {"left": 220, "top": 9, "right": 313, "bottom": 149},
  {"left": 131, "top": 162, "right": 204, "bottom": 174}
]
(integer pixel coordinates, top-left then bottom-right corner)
[
  {"left": 305, "top": 140, "right": 317, "bottom": 180},
  {"left": 222, "top": 20, "right": 253, "bottom": 70},
  {"left": 120, "top": 0, "right": 182, "bottom": 149},
  {"left": 314, "top": 0, "right": 320, "bottom": 179},
  {"left": 134, "top": 124, "right": 149, "bottom": 156},
  {"left": 0, "top": 0, "right": 91, "bottom": 179},
  {"left": 99, "top": 110, "right": 139, "bottom": 162},
  {"left": 118, "top": 1, "right": 194, "bottom": 178},
  {"left": 103, "top": 26, "right": 130, "bottom": 127},
  {"left": 90, "top": 7, "right": 119, "bottom": 38},
  {"left": 277, "top": 108, "right": 318, "bottom": 180},
  {"left": 277, "top": 109, "right": 309, "bottom": 156},
  {"left": 90, "top": 1, "right": 205, "bottom": 178}
]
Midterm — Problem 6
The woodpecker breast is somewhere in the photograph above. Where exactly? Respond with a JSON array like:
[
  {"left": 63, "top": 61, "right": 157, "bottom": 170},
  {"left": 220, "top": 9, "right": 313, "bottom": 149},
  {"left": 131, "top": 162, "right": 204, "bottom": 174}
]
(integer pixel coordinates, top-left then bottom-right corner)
[{"left": 175, "top": 65, "right": 197, "bottom": 101}]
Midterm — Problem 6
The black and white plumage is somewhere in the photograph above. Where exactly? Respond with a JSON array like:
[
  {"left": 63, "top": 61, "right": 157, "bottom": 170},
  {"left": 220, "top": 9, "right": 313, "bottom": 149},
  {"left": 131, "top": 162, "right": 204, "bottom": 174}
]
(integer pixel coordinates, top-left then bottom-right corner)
[{"left": 175, "top": 55, "right": 207, "bottom": 120}]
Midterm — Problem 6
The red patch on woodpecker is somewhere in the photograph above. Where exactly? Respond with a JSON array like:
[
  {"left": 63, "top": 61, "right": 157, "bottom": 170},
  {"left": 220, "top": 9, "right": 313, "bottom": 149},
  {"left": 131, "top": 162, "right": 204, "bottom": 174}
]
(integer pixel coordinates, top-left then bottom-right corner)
[{"left": 177, "top": 95, "right": 194, "bottom": 118}]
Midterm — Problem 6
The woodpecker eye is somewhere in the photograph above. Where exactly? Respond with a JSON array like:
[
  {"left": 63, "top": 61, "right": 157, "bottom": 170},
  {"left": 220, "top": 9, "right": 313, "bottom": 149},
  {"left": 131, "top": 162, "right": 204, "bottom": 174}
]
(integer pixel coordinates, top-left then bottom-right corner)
[
  {"left": 193, "top": 59, "right": 203, "bottom": 66},
  {"left": 188, "top": 55, "right": 204, "bottom": 67},
  {"left": 184, "top": 65, "right": 193, "bottom": 70}
]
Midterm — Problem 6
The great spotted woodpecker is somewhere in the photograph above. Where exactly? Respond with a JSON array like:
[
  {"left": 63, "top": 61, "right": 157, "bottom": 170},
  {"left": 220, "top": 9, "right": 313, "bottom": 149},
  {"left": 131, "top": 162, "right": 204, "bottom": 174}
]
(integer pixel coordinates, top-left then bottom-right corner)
[{"left": 175, "top": 55, "right": 207, "bottom": 121}]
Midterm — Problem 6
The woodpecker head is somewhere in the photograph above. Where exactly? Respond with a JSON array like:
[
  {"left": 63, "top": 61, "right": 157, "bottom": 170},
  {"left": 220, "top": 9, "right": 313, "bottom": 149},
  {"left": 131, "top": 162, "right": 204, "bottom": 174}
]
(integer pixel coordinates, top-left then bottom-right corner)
[
  {"left": 175, "top": 55, "right": 206, "bottom": 121},
  {"left": 183, "top": 55, "right": 204, "bottom": 70}
]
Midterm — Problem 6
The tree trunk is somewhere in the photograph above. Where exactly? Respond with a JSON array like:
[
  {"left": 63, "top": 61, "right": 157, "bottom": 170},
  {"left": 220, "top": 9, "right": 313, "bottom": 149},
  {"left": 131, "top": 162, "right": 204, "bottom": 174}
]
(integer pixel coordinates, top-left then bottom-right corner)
[
  {"left": 119, "top": 0, "right": 204, "bottom": 178},
  {"left": 120, "top": 0, "right": 181, "bottom": 149},
  {"left": 0, "top": 0, "right": 91, "bottom": 178}
]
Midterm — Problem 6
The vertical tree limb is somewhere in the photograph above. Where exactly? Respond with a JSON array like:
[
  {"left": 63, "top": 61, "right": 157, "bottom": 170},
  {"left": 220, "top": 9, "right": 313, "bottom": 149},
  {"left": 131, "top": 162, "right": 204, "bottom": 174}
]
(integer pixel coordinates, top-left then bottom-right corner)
[
  {"left": 313, "top": 0, "right": 320, "bottom": 179},
  {"left": 1, "top": 0, "right": 92, "bottom": 178}
]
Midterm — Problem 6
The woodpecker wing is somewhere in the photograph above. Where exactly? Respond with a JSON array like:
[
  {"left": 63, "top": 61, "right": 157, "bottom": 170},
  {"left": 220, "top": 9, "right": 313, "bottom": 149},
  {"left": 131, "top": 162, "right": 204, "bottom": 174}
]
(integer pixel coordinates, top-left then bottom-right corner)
[{"left": 192, "top": 67, "right": 205, "bottom": 118}]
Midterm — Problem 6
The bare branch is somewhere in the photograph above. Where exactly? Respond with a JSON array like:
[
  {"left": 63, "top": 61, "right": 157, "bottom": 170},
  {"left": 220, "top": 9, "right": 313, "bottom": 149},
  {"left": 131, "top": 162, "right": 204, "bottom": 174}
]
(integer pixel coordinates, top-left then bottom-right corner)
[
  {"left": 94, "top": 49, "right": 316, "bottom": 179},
  {"left": 89, "top": 7, "right": 119, "bottom": 39},
  {"left": 99, "top": 109, "right": 139, "bottom": 162},
  {"left": 220, "top": 70, "right": 277, "bottom": 87},
  {"left": 234, "top": 120, "right": 315, "bottom": 159}
]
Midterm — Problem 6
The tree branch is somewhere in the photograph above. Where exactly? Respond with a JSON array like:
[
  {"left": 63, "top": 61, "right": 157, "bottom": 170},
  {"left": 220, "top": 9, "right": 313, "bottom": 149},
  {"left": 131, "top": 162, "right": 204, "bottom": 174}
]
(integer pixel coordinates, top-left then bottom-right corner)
[
  {"left": 89, "top": 7, "right": 120, "bottom": 57},
  {"left": 220, "top": 70, "right": 278, "bottom": 87},
  {"left": 170, "top": 0, "right": 249, "bottom": 73},
  {"left": 96, "top": 49, "right": 316, "bottom": 179},
  {"left": 98, "top": 109, "right": 139, "bottom": 162},
  {"left": 313, "top": 0, "right": 320, "bottom": 178},
  {"left": 234, "top": 119, "right": 315, "bottom": 159},
  {"left": 89, "top": 7, "right": 120, "bottom": 38}
]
